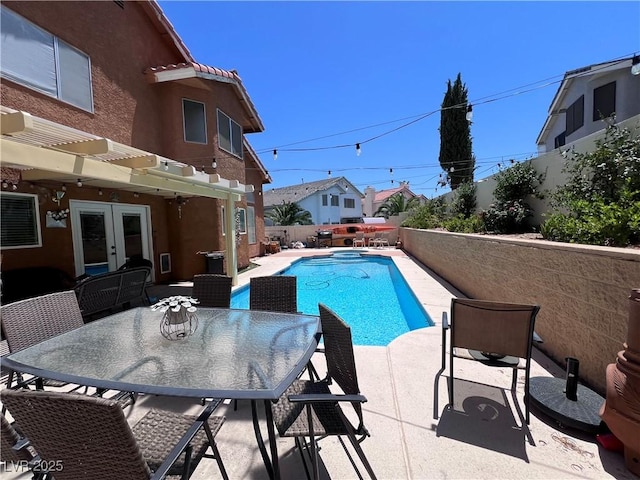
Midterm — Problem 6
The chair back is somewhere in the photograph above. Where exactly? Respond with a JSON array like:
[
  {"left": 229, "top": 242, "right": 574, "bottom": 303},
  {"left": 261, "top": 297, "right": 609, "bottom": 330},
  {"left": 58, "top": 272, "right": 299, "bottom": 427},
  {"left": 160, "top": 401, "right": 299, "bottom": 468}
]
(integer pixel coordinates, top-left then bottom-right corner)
[
  {"left": 0, "top": 290, "right": 84, "bottom": 353},
  {"left": 250, "top": 276, "right": 297, "bottom": 313},
  {"left": 451, "top": 298, "right": 539, "bottom": 359},
  {"left": 192, "top": 274, "right": 232, "bottom": 308},
  {"left": 1, "top": 389, "right": 151, "bottom": 480},
  {"left": 318, "top": 303, "right": 362, "bottom": 418}
]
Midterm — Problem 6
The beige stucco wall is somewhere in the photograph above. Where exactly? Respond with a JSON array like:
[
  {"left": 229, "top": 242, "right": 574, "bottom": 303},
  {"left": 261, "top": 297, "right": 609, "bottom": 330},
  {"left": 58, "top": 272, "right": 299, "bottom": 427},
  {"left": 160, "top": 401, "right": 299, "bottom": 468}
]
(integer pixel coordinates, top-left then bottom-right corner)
[{"left": 400, "top": 227, "right": 640, "bottom": 394}]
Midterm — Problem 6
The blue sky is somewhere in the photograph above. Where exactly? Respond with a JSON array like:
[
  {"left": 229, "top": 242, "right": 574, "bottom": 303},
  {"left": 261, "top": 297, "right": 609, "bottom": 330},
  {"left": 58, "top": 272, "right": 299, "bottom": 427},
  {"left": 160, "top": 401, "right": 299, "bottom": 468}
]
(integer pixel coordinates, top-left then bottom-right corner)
[{"left": 159, "top": 1, "right": 640, "bottom": 198}]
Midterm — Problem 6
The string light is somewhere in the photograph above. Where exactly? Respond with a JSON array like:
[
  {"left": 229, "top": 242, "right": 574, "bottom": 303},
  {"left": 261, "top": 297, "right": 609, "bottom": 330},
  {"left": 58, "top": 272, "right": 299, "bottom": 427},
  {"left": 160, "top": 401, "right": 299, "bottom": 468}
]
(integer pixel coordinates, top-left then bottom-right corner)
[
  {"left": 327, "top": 170, "right": 332, "bottom": 178},
  {"left": 212, "top": 157, "right": 217, "bottom": 169},
  {"left": 98, "top": 189, "right": 103, "bottom": 196},
  {"left": 356, "top": 143, "right": 361, "bottom": 156},
  {"left": 164, "top": 161, "right": 169, "bottom": 171},
  {"left": 258, "top": 54, "right": 633, "bottom": 157},
  {"left": 76, "top": 179, "right": 83, "bottom": 187},
  {"left": 466, "top": 104, "right": 473, "bottom": 122},
  {"left": 273, "top": 149, "right": 278, "bottom": 161}
]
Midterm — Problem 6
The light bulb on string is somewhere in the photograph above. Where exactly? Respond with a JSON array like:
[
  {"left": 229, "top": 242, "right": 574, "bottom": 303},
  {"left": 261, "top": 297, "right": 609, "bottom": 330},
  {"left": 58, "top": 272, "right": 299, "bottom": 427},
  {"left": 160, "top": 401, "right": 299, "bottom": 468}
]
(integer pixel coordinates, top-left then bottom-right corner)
[
  {"left": 466, "top": 105, "right": 473, "bottom": 122},
  {"left": 355, "top": 143, "right": 361, "bottom": 156},
  {"left": 77, "top": 179, "right": 83, "bottom": 187},
  {"left": 164, "top": 161, "right": 169, "bottom": 171},
  {"left": 327, "top": 170, "right": 332, "bottom": 178},
  {"left": 212, "top": 158, "right": 217, "bottom": 169},
  {"left": 273, "top": 149, "right": 278, "bottom": 161}
]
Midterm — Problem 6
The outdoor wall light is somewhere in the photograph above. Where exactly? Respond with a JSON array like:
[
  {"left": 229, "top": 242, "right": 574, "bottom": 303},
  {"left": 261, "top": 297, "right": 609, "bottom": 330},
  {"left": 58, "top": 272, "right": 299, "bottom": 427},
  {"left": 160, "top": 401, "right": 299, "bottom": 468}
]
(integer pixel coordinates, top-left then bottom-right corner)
[
  {"left": 52, "top": 190, "right": 65, "bottom": 205},
  {"left": 631, "top": 56, "right": 640, "bottom": 76}
]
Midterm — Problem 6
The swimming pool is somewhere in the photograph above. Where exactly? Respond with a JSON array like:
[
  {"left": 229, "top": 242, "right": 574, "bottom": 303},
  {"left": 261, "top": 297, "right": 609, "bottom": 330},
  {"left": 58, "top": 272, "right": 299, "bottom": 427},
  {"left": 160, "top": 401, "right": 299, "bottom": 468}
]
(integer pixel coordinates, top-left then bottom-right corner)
[{"left": 231, "top": 252, "right": 433, "bottom": 346}]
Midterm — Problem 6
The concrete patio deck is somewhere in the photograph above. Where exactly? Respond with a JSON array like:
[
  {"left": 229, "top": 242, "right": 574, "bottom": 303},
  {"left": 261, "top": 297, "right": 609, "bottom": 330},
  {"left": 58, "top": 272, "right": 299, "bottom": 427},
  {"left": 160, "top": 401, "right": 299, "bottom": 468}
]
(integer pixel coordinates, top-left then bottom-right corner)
[{"left": 1, "top": 247, "right": 633, "bottom": 479}]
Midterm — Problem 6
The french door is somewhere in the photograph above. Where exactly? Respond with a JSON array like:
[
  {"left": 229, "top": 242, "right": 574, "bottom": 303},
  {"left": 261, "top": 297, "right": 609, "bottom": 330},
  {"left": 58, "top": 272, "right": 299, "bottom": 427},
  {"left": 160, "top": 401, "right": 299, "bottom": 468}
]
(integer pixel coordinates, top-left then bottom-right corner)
[{"left": 70, "top": 201, "right": 152, "bottom": 277}]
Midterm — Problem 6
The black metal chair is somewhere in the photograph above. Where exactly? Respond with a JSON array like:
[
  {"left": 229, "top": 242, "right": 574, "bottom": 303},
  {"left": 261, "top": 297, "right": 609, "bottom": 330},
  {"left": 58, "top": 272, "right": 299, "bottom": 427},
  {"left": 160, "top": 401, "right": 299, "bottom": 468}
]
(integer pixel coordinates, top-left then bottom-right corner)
[
  {"left": 192, "top": 274, "right": 232, "bottom": 308},
  {"left": 433, "top": 298, "right": 540, "bottom": 425},
  {"left": 1, "top": 389, "right": 228, "bottom": 480},
  {"left": 271, "top": 303, "right": 376, "bottom": 480}
]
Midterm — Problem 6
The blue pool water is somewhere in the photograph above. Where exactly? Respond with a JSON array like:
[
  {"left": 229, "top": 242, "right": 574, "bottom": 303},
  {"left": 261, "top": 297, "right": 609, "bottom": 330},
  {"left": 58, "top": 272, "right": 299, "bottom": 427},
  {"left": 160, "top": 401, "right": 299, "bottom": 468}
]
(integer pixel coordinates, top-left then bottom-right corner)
[{"left": 231, "top": 252, "right": 433, "bottom": 346}]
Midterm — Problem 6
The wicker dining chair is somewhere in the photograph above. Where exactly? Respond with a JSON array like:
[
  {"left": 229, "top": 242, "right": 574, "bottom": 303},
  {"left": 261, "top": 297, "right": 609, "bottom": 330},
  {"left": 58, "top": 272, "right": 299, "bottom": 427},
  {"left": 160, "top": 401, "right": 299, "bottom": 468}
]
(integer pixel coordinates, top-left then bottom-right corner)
[
  {"left": 192, "top": 274, "right": 232, "bottom": 308},
  {"left": 249, "top": 275, "right": 297, "bottom": 313},
  {"left": 0, "top": 290, "right": 134, "bottom": 408},
  {"left": 1, "top": 291, "right": 85, "bottom": 391},
  {"left": 1, "top": 389, "right": 228, "bottom": 480},
  {"left": 271, "top": 304, "right": 377, "bottom": 480},
  {"left": 433, "top": 298, "right": 540, "bottom": 425}
]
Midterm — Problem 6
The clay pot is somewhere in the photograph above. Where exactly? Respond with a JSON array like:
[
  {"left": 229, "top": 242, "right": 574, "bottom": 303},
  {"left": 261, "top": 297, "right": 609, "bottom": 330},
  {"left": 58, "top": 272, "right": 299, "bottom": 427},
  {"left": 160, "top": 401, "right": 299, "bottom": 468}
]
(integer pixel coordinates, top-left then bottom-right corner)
[{"left": 599, "top": 288, "right": 640, "bottom": 476}]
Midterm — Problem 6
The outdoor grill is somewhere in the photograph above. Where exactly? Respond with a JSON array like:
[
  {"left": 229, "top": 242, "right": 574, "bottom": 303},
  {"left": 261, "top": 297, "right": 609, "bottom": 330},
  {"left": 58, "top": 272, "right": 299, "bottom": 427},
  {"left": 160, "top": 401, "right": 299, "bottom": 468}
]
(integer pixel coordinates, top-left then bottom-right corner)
[{"left": 317, "top": 230, "right": 333, "bottom": 247}]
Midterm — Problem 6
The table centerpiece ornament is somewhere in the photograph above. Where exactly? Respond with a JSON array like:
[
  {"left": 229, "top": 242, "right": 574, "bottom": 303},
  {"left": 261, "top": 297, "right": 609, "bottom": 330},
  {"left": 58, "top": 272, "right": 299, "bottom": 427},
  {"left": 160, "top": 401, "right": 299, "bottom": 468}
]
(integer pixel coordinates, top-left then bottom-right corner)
[{"left": 152, "top": 295, "right": 199, "bottom": 340}]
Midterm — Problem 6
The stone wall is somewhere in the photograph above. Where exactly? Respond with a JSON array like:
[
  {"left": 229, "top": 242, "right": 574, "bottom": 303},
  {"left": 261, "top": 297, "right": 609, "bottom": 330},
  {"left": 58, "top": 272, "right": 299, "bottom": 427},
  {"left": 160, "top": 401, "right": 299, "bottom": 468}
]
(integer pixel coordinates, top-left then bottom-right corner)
[{"left": 400, "top": 228, "right": 640, "bottom": 394}]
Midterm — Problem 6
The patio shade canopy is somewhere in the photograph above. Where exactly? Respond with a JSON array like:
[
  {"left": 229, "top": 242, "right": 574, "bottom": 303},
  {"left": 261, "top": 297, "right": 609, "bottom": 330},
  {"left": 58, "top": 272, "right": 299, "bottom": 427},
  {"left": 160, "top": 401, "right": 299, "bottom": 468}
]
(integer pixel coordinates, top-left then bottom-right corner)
[{"left": 0, "top": 107, "right": 253, "bottom": 201}]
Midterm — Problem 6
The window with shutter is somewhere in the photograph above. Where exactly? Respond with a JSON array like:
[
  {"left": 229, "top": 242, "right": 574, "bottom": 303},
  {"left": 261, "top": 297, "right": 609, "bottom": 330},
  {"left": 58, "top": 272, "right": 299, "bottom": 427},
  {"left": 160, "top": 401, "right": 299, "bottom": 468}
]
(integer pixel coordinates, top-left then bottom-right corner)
[
  {"left": 0, "top": 193, "right": 42, "bottom": 248},
  {"left": 1, "top": 6, "right": 93, "bottom": 112}
]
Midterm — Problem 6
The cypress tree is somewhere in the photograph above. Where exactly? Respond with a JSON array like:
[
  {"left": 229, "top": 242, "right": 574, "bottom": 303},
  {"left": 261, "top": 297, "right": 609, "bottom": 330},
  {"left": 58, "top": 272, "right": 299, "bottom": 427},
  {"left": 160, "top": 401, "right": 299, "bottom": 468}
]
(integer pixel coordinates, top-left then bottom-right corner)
[{"left": 438, "top": 73, "right": 474, "bottom": 190}]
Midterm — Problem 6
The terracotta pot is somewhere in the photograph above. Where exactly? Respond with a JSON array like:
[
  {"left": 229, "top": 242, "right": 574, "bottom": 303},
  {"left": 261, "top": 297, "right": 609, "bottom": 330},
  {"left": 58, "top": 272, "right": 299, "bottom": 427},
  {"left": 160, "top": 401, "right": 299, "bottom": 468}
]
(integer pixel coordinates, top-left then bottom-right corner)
[{"left": 600, "top": 288, "right": 640, "bottom": 476}]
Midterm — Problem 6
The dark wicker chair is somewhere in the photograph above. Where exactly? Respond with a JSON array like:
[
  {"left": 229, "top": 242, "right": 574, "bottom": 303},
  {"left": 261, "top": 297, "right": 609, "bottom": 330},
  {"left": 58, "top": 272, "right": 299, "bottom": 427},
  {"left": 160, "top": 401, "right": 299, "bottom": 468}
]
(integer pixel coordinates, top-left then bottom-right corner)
[
  {"left": 1, "top": 389, "right": 228, "bottom": 480},
  {"left": 249, "top": 275, "right": 297, "bottom": 313},
  {"left": 192, "top": 274, "right": 232, "bottom": 308},
  {"left": 433, "top": 298, "right": 540, "bottom": 425},
  {"left": 1, "top": 291, "right": 85, "bottom": 391},
  {"left": 74, "top": 266, "right": 151, "bottom": 319},
  {"left": 0, "top": 290, "right": 133, "bottom": 408},
  {"left": 271, "top": 304, "right": 376, "bottom": 480}
]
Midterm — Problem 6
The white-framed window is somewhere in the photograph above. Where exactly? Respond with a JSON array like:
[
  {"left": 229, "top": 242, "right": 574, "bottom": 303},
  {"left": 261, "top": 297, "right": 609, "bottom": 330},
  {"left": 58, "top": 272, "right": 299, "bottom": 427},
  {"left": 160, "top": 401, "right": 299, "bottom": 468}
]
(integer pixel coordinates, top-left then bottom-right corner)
[
  {"left": 343, "top": 198, "right": 355, "bottom": 209},
  {"left": 182, "top": 99, "right": 207, "bottom": 144},
  {"left": 217, "top": 109, "right": 243, "bottom": 158},
  {"left": 247, "top": 206, "right": 256, "bottom": 244},
  {"left": 0, "top": 192, "right": 42, "bottom": 249},
  {"left": 0, "top": 6, "right": 93, "bottom": 112}
]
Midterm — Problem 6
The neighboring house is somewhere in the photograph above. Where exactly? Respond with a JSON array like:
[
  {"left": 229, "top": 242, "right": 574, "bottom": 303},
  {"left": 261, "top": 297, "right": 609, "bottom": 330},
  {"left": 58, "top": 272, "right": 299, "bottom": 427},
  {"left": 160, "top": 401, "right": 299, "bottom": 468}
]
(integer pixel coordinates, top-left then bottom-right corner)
[
  {"left": 264, "top": 176, "right": 364, "bottom": 225},
  {"left": 537, "top": 56, "right": 640, "bottom": 153},
  {"left": 0, "top": 1, "right": 271, "bottom": 286},
  {"left": 362, "top": 181, "right": 426, "bottom": 218}
]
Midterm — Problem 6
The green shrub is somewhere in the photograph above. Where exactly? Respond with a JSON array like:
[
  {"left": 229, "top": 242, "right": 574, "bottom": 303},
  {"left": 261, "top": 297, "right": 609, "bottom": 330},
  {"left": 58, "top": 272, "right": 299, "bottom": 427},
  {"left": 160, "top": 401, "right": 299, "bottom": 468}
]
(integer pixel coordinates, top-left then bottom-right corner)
[
  {"left": 542, "top": 190, "right": 640, "bottom": 247},
  {"left": 450, "top": 181, "right": 477, "bottom": 218},
  {"left": 542, "top": 124, "right": 640, "bottom": 246},
  {"left": 480, "top": 162, "right": 544, "bottom": 234},
  {"left": 402, "top": 199, "right": 447, "bottom": 229},
  {"left": 442, "top": 214, "right": 484, "bottom": 233},
  {"left": 481, "top": 200, "right": 531, "bottom": 234}
]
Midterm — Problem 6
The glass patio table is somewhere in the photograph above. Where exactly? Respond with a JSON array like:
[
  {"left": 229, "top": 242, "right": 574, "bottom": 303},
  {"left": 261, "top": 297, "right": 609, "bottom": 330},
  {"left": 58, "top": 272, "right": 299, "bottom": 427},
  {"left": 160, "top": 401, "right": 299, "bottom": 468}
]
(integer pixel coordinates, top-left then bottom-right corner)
[{"left": 2, "top": 306, "right": 321, "bottom": 479}]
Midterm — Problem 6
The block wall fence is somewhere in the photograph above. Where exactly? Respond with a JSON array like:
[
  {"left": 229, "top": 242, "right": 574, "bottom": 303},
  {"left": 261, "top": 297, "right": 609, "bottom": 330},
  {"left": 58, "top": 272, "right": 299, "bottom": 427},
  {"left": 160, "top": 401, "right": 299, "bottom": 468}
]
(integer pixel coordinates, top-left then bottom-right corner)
[{"left": 400, "top": 227, "right": 640, "bottom": 394}]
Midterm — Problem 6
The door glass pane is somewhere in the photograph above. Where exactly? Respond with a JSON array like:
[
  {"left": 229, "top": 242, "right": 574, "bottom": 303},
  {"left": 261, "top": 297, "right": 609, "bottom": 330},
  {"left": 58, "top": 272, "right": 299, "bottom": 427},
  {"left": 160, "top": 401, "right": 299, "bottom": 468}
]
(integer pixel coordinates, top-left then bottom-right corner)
[
  {"left": 122, "top": 214, "right": 143, "bottom": 261},
  {"left": 80, "top": 212, "right": 109, "bottom": 275}
]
